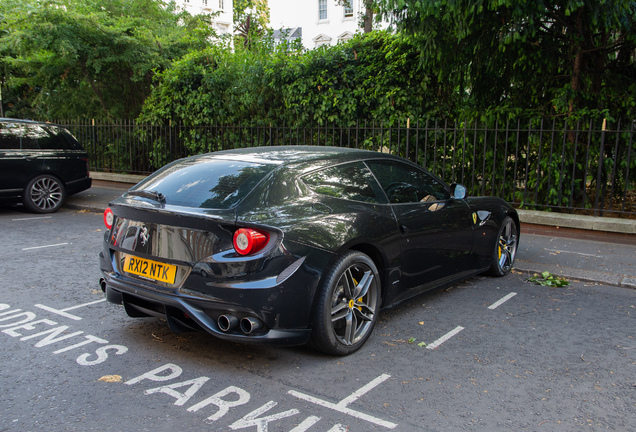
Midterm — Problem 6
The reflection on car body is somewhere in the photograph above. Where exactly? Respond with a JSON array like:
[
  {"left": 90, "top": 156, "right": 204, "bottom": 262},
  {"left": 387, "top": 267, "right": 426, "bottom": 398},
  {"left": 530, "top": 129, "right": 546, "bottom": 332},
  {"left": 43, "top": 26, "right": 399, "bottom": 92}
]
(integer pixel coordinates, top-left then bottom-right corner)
[
  {"left": 0, "top": 118, "right": 91, "bottom": 213},
  {"left": 99, "top": 146, "right": 519, "bottom": 355}
]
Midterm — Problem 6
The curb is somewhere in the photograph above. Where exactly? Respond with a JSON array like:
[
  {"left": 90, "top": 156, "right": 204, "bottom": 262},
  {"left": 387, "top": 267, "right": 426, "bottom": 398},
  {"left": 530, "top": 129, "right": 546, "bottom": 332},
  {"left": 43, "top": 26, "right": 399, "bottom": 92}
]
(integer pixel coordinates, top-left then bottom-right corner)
[
  {"left": 91, "top": 172, "right": 146, "bottom": 184},
  {"left": 518, "top": 209, "right": 636, "bottom": 235},
  {"left": 514, "top": 262, "right": 636, "bottom": 289}
]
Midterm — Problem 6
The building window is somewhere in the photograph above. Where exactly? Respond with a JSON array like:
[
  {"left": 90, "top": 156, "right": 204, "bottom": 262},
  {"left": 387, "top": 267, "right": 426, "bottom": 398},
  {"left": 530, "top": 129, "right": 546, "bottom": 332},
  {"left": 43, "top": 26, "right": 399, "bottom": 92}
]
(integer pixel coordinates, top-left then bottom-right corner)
[
  {"left": 313, "top": 34, "right": 332, "bottom": 47},
  {"left": 344, "top": 1, "right": 353, "bottom": 18},
  {"left": 219, "top": 0, "right": 224, "bottom": 10},
  {"left": 338, "top": 31, "right": 354, "bottom": 43},
  {"left": 318, "top": 0, "right": 327, "bottom": 20},
  {"left": 203, "top": 0, "right": 207, "bottom": 5}
]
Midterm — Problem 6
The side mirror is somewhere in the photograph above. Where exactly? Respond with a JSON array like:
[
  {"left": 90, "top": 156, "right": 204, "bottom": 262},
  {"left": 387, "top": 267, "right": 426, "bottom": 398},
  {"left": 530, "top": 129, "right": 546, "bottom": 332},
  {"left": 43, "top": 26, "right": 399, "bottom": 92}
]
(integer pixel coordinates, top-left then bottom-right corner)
[{"left": 451, "top": 184, "right": 467, "bottom": 199}]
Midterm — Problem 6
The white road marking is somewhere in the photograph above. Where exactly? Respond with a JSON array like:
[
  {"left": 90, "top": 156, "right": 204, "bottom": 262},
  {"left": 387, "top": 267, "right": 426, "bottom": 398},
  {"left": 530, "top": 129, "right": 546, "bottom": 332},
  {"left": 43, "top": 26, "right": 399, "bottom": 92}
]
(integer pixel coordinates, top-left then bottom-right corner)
[
  {"left": 35, "top": 299, "right": 106, "bottom": 321},
  {"left": 22, "top": 242, "right": 69, "bottom": 251},
  {"left": 545, "top": 248, "right": 600, "bottom": 258},
  {"left": 488, "top": 292, "right": 517, "bottom": 310},
  {"left": 12, "top": 216, "right": 53, "bottom": 221},
  {"left": 426, "top": 326, "right": 465, "bottom": 350},
  {"left": 288, "top": 374, "right": 397, "bottom": 429}
]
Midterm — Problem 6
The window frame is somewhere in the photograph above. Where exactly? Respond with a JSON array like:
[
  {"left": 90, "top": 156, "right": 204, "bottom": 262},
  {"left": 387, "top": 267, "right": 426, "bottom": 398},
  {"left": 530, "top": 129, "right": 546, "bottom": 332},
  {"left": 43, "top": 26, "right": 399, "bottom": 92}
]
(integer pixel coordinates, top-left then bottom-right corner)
[
  {"left": 318, "top": 0, "right": 328, "bottom": 21},
  {"left": 301, "top": 161, "right": 386, "bottom": 204},
  {"left": 365, "top": 159, "right": 451, "bottom": 205},
  {"left": 343, "top": 0, "right": 354, "bottom": 19}
]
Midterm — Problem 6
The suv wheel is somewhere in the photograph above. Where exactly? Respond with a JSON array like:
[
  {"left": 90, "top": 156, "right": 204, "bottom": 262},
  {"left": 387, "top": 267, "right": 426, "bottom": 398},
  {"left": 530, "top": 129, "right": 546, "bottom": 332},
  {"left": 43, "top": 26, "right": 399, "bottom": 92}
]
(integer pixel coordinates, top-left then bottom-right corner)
[{"left": 23, "top": 174, "right": 66, "bottom": 213}]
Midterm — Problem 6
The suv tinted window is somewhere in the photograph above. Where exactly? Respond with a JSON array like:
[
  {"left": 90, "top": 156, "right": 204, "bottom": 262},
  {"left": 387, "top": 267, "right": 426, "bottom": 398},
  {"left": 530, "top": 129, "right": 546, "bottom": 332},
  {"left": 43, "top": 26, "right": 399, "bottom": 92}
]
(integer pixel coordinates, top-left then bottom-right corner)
[
  {"left": 366, "top": 160, "right": 450, "bottom": 204},
  {"left": 303, "top": 162, "right": 383, "bottom": 203},
  {"left": 38, "top": 125, "right": 80, "bottom": 150},
  {"left": 0, "top": 122, "right": 83, "bottom": 151},
  {"left": 131, "top": 157, "right": 276, "bottom": 209},
  {"left": 0, "top": 123, "right": 23, "bottom": 150},
  {"left": 20, "top": 125, "right": 42, "bottom": 150}
]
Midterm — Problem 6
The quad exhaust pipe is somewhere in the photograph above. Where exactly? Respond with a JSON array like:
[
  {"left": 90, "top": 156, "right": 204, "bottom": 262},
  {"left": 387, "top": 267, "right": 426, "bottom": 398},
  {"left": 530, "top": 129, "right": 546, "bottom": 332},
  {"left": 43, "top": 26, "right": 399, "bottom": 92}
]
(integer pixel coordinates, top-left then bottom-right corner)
[
  {"left": 240, "top": 317, "right": 262, "bottom": 335},
  {"left": 217, "top": 314, "right": 239, "bottom": 332},
  {"left": 218, "top": 314, "right": 263, "bottom": 335}
]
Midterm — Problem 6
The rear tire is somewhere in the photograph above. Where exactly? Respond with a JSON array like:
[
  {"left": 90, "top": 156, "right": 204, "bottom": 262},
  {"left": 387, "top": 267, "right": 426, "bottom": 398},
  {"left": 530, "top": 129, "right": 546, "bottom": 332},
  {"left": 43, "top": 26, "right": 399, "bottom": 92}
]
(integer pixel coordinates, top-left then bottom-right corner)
[
  {"left": 23, "top": 174, "right": 66, "bottom": 213},
  {"left": 488, "top": 216, "right": 518, "bottom": 277},
  {"left": 310, "top": 251, "right": 381, "bottom": 356}
]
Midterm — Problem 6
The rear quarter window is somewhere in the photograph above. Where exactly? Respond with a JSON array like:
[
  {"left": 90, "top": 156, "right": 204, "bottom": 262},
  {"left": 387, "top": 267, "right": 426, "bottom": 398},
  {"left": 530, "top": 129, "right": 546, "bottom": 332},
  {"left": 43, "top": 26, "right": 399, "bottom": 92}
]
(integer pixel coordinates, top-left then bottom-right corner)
[
  {"left": 36, "top": 125, "right": 80, "bottom": 150},
  {"left": 302, "top": 162, "right": 383, "bottom": 204}
]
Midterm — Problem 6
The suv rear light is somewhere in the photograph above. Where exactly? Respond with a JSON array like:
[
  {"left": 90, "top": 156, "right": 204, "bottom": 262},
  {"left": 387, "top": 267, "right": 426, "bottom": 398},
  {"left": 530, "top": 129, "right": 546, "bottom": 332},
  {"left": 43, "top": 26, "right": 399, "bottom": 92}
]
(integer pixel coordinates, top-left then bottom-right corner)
[
  {"left": 104, "top": 208, "right": 114, "bottom": 230},
  {"left": 82, "top": 157, "right": 90, "bottom": 176},
  {"left": 233, "top": 228, "right": 269, "bottom": 255}
]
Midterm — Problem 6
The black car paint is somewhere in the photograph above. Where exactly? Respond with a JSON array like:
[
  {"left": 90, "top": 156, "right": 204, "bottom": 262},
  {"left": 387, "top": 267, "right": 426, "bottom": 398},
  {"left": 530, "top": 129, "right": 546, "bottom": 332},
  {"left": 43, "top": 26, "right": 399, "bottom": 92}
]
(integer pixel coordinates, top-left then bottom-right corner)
[
  {"left": 100, "top": 146, "right": 519, "bottom": 347},
  {"left": 0, "top": 118, "right": 92, "bottom": 206}
]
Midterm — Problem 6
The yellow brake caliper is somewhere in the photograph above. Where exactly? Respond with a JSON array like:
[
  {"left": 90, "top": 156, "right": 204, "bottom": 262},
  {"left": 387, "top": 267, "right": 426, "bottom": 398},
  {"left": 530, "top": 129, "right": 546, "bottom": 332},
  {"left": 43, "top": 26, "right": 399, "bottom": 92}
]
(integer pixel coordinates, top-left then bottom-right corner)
[{"left": 351, "top": 277, "right": 363, "bottom": 311}]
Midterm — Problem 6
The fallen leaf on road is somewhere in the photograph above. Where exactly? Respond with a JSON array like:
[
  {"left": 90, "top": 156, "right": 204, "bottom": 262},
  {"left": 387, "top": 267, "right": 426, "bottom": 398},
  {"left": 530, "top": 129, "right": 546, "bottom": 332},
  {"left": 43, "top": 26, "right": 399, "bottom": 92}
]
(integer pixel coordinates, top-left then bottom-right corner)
[{"left": 98, "top": 375, "right": 122, "bottom": 383}]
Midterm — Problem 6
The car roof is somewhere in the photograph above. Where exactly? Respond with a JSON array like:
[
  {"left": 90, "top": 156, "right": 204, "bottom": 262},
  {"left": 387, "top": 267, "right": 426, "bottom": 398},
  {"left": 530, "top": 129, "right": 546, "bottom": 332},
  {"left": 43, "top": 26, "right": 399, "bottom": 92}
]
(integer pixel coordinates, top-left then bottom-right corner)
[
  {"left": 0, "top": 118, "right": 62, "bottom": 128},
  {"left": 203, "top": 145, "right": 414, "bottom": 171}
]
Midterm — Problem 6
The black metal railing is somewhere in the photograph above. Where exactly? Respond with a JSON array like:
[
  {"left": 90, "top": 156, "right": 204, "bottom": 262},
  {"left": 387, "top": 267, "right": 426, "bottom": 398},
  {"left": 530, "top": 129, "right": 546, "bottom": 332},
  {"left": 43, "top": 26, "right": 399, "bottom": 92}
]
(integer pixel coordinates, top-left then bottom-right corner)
[{"left": 55, "top": 118, "right": 636, "bottom": 217}]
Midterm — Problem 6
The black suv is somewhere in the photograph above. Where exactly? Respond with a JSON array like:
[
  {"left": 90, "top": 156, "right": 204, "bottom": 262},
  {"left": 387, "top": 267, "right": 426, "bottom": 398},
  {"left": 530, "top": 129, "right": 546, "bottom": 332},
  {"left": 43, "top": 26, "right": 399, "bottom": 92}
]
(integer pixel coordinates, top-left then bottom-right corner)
[{"left": 0, "top": 119, "right": 92, "bottom": 213}]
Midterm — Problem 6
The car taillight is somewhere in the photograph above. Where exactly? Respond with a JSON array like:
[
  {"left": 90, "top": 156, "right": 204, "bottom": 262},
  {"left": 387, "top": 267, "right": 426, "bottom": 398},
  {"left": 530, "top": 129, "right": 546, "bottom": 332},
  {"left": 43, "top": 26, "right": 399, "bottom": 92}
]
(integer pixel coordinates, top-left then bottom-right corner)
[
  {"left": 104, "top": 208, "right": 114, "bottom": 230},
  {"left": 233, "top": 228, "right": 269, "bottom": 256},
  {"left": 82, "top": 157, "right": 90, "bottom": 176}
]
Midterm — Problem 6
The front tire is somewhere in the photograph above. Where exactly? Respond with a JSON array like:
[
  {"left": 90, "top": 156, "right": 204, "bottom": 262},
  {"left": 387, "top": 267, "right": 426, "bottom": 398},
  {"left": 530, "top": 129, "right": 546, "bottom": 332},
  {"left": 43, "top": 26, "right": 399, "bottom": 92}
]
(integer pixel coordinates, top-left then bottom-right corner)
[
  {"left": 488, "top": 216, "right": 518, "bottom": 277},
  {"left": 23, "top": 174, "right": 66, "bottom": 213},
  {"left": 310, "top": 251, "right": 381, "bottom": 356}
]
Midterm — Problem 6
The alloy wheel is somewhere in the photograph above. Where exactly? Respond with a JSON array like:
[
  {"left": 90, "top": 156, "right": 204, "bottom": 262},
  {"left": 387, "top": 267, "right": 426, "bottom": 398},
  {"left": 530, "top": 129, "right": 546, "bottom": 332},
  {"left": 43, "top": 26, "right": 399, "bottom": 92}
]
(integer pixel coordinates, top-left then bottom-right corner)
[
  {"left": 497, "top": 218, "right": 518, "bottom": 273},
  {"left": 29, "top": 176, "right": 63, "bottom": 212},
  {"left": 330, "top": 263, "right": 379, "bottom": 346}
]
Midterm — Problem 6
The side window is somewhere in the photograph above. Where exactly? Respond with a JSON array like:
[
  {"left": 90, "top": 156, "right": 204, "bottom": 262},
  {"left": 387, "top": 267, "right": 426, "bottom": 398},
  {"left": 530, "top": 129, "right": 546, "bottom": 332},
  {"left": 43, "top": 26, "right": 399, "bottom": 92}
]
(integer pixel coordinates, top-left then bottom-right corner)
[
  {"left": 21, "top": 125, "right": 47, "bottom": 150},
  {"left": 366, "top": 160, "right": 450, "bottom": 204},
  {"left": 303, "top": 162, "right": 383, "bottom": 204},
  {"left": 0, "top": 123, "right": 21, "bottom": 150},
  {"left": 37, "top": 126, "right": 73, "bottom": 150}
]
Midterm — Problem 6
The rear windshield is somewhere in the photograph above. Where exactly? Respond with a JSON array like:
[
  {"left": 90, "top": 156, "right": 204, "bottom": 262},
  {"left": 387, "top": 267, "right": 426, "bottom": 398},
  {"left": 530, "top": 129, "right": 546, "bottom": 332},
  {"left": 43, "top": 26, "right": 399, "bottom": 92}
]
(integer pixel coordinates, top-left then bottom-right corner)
[{"left": 130, "top": 156, "right": 275, "bottom": 209}]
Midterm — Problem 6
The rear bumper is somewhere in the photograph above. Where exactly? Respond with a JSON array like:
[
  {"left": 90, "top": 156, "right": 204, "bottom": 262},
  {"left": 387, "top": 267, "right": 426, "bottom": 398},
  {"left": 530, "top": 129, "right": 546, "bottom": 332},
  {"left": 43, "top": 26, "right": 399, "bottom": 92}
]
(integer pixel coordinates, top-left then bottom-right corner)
[
  {"left": 101, "top": 274, "right": 312, "bottom": 346},
  {"left": 66, "top": 176, "right": 92, "bottom": 195},
  {"left": 99, "top": 248, "right": 317, "bottom": 347}
]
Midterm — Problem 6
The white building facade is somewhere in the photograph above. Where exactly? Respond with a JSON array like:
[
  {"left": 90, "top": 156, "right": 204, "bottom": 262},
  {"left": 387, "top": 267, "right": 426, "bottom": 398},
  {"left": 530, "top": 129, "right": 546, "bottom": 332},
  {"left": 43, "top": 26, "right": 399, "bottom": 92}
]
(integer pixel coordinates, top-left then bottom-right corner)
[
  {"left": 173, "top": 0, "right": 234, "bottom": 36},
  {"left": 269, "top": 0, "right": 386, "bottom": 49}
]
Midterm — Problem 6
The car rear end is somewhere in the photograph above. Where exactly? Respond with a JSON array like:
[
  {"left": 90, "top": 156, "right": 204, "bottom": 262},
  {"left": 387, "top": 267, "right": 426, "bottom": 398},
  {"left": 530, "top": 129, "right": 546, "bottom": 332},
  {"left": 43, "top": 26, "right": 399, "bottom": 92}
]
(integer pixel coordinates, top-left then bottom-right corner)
[{"left": 99, "top": 153, "right": 315, "bottom": 346}]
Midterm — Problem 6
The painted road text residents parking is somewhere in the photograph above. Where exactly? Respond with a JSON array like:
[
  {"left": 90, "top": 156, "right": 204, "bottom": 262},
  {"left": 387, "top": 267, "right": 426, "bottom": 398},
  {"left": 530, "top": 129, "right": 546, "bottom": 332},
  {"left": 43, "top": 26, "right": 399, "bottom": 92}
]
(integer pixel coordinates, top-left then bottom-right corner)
[
  {"left": 0, "top": 303, "right": 127, "bottom": 365},
  {"left": 0, "top": 301, "right": 400, "bottom": 431}
]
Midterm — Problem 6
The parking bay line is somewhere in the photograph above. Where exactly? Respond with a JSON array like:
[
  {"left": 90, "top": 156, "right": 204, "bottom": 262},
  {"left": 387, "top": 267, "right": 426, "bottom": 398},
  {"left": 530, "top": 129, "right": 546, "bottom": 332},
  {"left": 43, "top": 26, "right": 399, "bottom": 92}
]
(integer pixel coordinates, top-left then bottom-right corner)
[
  {"left": 288, "top": 374, "right": 398, "bottom": 429},
  {"left": 35, "top": 299, "right": 106, "bottom": 321},
  {"left": 488, "top": 292, "right": 517, "bottom": 310},
  {"left": 22, "top": 242, "right": 69, "bottom": 251},
  {"left": 426, "top": 326, "right": 465, "bottom": 350},
  {"left": 12, "top": 216, "right": 53, "bottom": 221}
]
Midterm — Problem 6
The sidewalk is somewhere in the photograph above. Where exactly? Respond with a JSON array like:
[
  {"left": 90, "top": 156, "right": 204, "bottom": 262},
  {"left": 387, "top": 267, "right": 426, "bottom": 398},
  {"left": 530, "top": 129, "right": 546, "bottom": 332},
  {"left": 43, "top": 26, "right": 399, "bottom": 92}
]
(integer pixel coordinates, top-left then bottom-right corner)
[{"left": 66, "top": 177, "right": 636, "bottom": 290}]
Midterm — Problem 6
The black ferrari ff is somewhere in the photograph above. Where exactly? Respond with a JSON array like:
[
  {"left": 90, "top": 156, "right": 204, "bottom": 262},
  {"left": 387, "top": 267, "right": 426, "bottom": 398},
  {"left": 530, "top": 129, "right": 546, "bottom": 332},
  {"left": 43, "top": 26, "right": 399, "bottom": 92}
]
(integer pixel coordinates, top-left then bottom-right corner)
[{"left": 99, "top": 146, "right": 519, "bottom": 355}]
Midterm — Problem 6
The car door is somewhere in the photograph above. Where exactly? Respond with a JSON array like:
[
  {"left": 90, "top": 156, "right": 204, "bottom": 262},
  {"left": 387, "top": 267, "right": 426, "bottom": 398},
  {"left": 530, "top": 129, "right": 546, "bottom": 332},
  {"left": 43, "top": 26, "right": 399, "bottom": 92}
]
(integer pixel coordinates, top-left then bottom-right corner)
[{"left": 366, "top": 160, "right": 476, "bottom": 297}]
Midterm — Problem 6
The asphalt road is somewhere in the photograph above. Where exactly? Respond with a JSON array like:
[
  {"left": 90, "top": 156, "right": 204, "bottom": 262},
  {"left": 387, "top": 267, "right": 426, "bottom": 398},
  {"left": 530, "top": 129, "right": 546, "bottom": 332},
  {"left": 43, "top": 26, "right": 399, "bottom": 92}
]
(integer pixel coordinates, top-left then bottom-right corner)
[{"left": 1, "top": 207, "right": 634, "bottom": 432}]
